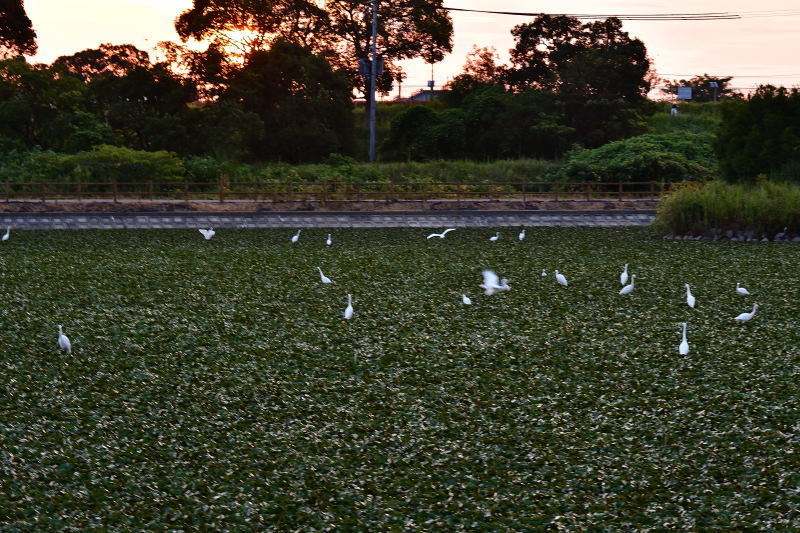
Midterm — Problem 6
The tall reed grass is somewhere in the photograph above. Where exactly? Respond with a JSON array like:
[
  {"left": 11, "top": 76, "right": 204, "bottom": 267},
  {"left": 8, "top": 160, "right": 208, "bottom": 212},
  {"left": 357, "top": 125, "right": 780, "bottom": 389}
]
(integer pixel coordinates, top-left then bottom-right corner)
[{"left": 653, "top": 180, "right": 800, "bottom": 235}]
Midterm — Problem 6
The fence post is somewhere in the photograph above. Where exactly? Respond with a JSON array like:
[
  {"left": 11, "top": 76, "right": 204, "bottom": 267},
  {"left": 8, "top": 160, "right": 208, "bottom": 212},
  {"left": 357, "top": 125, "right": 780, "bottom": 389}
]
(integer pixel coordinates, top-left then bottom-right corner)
[
  {"left": 76, "top": 181, "right": 82, "bottom": 201},
  {"left": 650, "top": 181, "right": 656, "bottom": 199},
  {"left": 287, "top": 182, "right": 293, "bottom": 202},
  {"left": 4, "top": 181, "right": 8, "bottom": 203},
  {"left": 355, "top": 183, "right": 361, "bottom": 202},
  {"left": 182, "top": 181, "right": 188, "bottom": 202},
  {"left": 618, "top": 181, "right": 623, "bottom": 202},
  {"left": 112, "top": 181, "right": 118, "bottom": 203},
  {"left": 321, "top": 181, "right": 328, "bottom": 205},
  {"left": 148, "top": 181, "right": 154, "bottom": 201},
  {"left": 585, "top": 183, "right": 591, "bottom": 201},
  {"left": 218, "top": 176, "right": 225, "bottom": 203}
]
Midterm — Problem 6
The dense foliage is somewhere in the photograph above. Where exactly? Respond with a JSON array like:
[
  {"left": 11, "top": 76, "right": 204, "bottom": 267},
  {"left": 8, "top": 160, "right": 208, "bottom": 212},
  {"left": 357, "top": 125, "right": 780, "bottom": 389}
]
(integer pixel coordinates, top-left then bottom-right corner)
[
  {"left": 715, "top": 86, "right": 800, "bottom": 184},
  {"left": 0, "top": 227, "right": 798, "bottom": 529},
  {"left": 551, "top": 133, "right": 717, "bottom": 183},
  {"left": 654, "top": 180, "right": 800, "bottom": 236},
  {"left": 0, "top": 0, "right": 36, "bottom": 57}
]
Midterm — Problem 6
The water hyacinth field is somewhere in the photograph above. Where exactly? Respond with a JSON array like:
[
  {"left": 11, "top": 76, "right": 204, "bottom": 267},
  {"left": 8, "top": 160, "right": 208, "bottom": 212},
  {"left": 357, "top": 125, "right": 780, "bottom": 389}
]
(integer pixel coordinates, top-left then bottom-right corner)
[{"left": 1, "top": 227, "right": 798, "bottom": 530}]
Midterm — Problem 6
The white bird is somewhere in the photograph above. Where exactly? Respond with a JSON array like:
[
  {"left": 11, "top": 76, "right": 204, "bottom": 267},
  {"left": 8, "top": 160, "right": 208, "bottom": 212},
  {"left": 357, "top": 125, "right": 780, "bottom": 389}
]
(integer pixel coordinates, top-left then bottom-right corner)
[
  {"left": 619, "top": 274, "right": 636, "bottom": 295},
  {"left": 620, "top": 264, "right": 628, "bottom": 286},
  {"left": 2, "top": 226, "right": 10, "bottom": 241},
  {"left": 291, "top": 230, "right": 302, "bottom": 243},
  {"left": 736, "top": 283, "right": 750, "bottom": 296},
  {"left": 198, "top": 228, "right": 215, "bottom": 240},
  {"left": 58, "top": 325, "right": 71, "bottom": 354},
  {"left": 326, "top": 234, "right": 332, "bottom": 246},
  {"left": 480, "top": 270, "right": 509, "bottom": 295},
  {"left": 554, "top": 270, "right": 568, "bottom": 287},
  {"left": 462, "top": 294, "right": 472, "bottom": 305},
  {"left": 685, "top": 283, "right": 695, "bottom": 308},
  {"left": 541, "top": 269, "right": 547, "bottom": 277},
  {"left": 489, "top": 232, "right": 500, "bottom": 241},
  {"left": 344, "top": 294, "right": 353, "bottom": 319},
  {"left": 518, "top": 229, "right": 526, "bottom": 241},
  {"left": 679, "top": 322, "right": 689, "bottom": 355},
  {"left": 317, "top": 267, "right": 333, "bottom": 284},
  {"left": 427, "top": 228, "right": 456, "bottom": 239},
  {"left": 734, "top": 303, "right": 758, "bottom": 323}
]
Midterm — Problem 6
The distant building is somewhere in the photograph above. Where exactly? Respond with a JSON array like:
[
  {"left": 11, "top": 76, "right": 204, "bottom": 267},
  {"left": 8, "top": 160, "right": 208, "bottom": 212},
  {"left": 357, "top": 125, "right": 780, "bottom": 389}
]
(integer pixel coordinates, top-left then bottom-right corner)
[{"left": 400, "top": 89, "right": 448, "bottom": 102}]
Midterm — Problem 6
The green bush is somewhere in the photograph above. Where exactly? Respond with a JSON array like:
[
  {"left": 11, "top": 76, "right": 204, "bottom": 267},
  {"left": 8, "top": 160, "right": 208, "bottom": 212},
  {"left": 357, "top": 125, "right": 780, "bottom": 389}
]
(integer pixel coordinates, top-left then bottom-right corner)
[
  {"left": 551, "top": 133, "right": 716, "bottom": 183},
  {"left": 0, "top": 145, "right": 184, "bottom": 183},
  {"left": 653, "top": 180, "right": 800, "bottom": 235}
]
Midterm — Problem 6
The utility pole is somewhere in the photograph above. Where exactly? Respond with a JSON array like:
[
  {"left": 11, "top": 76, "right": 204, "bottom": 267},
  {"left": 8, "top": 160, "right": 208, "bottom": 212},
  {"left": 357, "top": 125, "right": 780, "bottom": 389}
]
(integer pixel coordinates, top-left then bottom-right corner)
[{"left": 368, "top": 0, "right": 378, "bottom": 162}]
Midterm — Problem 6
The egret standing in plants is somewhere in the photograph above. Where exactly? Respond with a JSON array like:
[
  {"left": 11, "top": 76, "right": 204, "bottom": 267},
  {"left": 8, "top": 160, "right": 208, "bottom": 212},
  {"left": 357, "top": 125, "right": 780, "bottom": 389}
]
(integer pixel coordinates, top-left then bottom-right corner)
[
  {"left": 555, "top": 270, "right": 568, "bottom": 287},
  {"left": 489, "top": 232, "right": 500, "bottom": 241},
  {"left": 518, "top": 229, "right": 526, "bottom": 241},
  {"left": 58, "top": 325, "right": 71, "bottom": 354},
  {"left": 685, "top": 284, "right": 696, "bottom": 308},
  {"left": 679, "top": 323, "right": 689, "bottom": 355},
  {"left": 317, "top": 267, "right": 333, "bottom": 284},
  {"left": 734, "top": 303, "right": 759, "bottom": 323},
  {"left": 620, "top": 264, "right": 628, "bottom": 286},
  {"left": 462, "top": 294, "right": 472, "bottom": 305},
  {"left": 344, "top": 294, "right": 354, "bottom": 320},
  {"left": 326, "top": 234, "right": 332, "bottom": 246},
  {"left": 1, "top": 227, "right": 9, "bottom": 242},
  {"left": 620, "top": 275, "right": 636, "bottom": 295},
  {"left": 291, "top": 230, "right": 302, "bottom": 244},
  {"left": 736, "top": 283, "right": 750, "bottom": 296},
  {"left": 199, "top": 228, "right": 215, "bottom": 240}
]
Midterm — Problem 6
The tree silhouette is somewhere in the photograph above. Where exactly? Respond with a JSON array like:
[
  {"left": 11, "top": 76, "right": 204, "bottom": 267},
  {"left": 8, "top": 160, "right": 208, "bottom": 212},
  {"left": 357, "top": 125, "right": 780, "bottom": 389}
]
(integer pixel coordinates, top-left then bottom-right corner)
[{"left": 0, "top": 0, "right": 36, "bottom": 58}]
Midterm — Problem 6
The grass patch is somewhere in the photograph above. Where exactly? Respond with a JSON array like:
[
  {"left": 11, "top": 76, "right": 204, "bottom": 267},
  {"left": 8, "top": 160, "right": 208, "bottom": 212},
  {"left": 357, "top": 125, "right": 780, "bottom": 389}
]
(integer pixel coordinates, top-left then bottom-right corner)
[
  {"left": 654, "top": 180, "right": 800, "bottom": 236},
  {"left": 1, "top": 227, "right": 798, "bottom": 529}
]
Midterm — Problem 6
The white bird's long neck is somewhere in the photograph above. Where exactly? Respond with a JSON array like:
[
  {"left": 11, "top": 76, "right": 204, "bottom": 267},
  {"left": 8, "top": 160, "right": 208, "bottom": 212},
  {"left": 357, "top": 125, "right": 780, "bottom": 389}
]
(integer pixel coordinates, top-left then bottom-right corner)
[
  {"left": 348, "top": 294, "right": 352, "bottom": 305},
  {"left": 682, "top": 323, "right": 687, "bottom": 340},
  {"left": 752, "top": 304, "right": 758, "bottom": 313}
]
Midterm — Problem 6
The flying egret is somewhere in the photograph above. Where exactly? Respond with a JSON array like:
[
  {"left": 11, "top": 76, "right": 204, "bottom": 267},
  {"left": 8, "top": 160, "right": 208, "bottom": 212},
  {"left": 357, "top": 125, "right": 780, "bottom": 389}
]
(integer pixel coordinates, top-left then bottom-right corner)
[
  {"left": 198, "top": 228, "right": 215, "bottom": 240},
  {"left": 58, "top": 325, "right": 71, "bottom": 354},
  {"left": 679, "top": 323, "right": 689, "bottom": 355},
  {"left": 481, "top": 270, "right": 508, "bottom": 295},
  {"left": 518, "top": 229, "right": 526, "bottom": 241},
  {"left": 462, "top": 294, "right": 472, "bottom": 305},
  {"left": 619, "top": 274, "right": 636, "bottom": 295},
  {"left": 620, "top": 264, "right": 628, "bottom": 286},
  {"left": 736, "top": 283, "right": 750, "bottom": 296},
  {"left": 344, "top": 294, "right": 354, "bottom": 319},
  {"left": 734, "top": 303, "right": 758, "bottom": 323},
  {"left": 326, "top": 234, "right": 332, "bottom": 246},
  {"left": 541, "top": 269, "right": 547, "bottom": 277},
  {"left": 317, "top": 267, "right": 333, "bottom": 284},
  {"left": 427, "top": 228, "right": 456, "bottom": 239},
  {"left": 2, "top": 226, "right": 10, "bottom": 241},
  {"left": 291, "top": 230, "right": 302, "bottom": 243},
  {"left": 489, "top": 232, "right": 500, "bottom": 241},
  {"left": 555, "top": 270, "right": 568, "bottom": 287},
  {"left": 685, "top": 283, "right": 696, "bottom": 308}
]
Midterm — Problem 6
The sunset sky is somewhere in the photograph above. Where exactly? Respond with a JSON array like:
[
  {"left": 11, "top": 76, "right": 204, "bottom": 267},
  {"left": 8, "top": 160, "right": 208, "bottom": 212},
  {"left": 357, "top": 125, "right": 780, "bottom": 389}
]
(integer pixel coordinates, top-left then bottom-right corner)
[{"left": 24, "top": 0, "right": 800, "bottom": 96}]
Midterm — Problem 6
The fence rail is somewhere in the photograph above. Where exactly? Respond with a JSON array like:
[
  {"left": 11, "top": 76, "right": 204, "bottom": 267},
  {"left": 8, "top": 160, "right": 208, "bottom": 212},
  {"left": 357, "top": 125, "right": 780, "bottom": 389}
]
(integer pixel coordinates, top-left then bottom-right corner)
[{"left": 1, "top": 180, "right": 672, "bottom": 203}]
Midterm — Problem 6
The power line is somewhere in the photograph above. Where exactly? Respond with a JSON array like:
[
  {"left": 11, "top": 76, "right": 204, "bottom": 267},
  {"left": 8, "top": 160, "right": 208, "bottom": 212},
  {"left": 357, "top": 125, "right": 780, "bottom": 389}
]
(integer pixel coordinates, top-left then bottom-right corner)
[{"left": 423, "top": 4, "right": 742, "bottom": 20}]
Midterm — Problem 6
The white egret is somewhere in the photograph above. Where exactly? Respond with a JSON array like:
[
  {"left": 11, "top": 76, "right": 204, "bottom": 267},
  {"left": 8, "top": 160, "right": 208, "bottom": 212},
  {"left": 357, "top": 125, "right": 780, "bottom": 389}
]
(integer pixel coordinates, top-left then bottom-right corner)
[
  {"left": 489, "top": 232, "right": 500, "bottom": 241},
  {"left": 198, "top": 228, "right": 215, "bottom": 240},
  {"left": 679, "top": 323, "right": 689, "bottom": 355},
  {"left": 291, "top": 230, "right": 302, "bottom": 243},
  {"left": 736, "top": 283, "right": 750, "bottom": 296},
  {"left": 620, "top": 264, "right": 628, "bottom": 286},
  {"left": 427, "top": 228, "right": 456, "bottom": 239},
  {"left": 462, "top": 294, "right": 472, "bottom": 305},
  {"left": 326, "top": 234, "right": 332, "bottom": 246},
  {"left": 58, "top": 325, "right": 71, "bottom": 354},
  {"left": 619, "top": 274, "right": 636, "bottom": 295},
  {"left": 541, "top": 269, "right": 547, "bottom": 277},
  {"left": 518, "top": 229, "right": 526, "bottom": 241},
  {"left": 2, "top": 226, "right": 10, "bottom": 241},
  {"left": 685, "top": 283, "right": 696, "bottom": 308},
  {"left": 317, "top": 267, "right": 333, "bottom": 284},
  {"left": 481, "top": 270, "right": 509, "bottom": 295},
  {"left": 734, "top": 303, "right": 758, "bottom": 323},
  {"left": 554, "top": 270, "right": 568, "bottom": 287},
  {"left": 344, "top": 294, "right": 354, "bottom": 319}
]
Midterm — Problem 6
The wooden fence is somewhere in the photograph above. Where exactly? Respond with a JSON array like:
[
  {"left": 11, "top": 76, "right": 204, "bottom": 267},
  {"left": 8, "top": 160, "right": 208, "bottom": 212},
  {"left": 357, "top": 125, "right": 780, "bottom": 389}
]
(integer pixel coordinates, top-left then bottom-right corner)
[{"left": 1, "top": 180, "right": 671, "bottom": 203}]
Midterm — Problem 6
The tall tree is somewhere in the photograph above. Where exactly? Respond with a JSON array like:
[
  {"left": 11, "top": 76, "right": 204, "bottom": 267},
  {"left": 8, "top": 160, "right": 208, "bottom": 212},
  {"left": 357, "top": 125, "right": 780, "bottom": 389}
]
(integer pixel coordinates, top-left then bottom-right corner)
[
  {"left": 52, "top": 44, "right": 151, "bottom": 82},
  {"left": 508, "top": 15, "right": 651, "bottom": 102},
  {"left": 0, "top": 0, "right": 36, "bottom": 58},
  {"left": 174, "top": 0, "right": 453, "bottom": 98}
]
